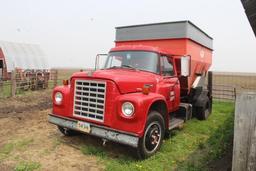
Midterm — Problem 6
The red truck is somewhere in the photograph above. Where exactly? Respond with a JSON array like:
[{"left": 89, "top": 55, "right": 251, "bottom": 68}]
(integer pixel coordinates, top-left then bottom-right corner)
[{"left": 48, "top": 21, "right": 213, "bottom": 158}]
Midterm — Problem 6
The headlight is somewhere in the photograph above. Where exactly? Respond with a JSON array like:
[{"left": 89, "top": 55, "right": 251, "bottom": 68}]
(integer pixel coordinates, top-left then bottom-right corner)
[
  {"left": 122, "top": 102, "right": 134, "bottom": 117},
  {"left": 54, "top": 92, "right": 63, "bottom": 105}
]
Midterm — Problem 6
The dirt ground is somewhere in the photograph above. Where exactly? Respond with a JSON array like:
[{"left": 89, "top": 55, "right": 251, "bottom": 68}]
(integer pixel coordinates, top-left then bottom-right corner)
[{"left": 0, "top": 90, "right": 104, "bottom": 171}]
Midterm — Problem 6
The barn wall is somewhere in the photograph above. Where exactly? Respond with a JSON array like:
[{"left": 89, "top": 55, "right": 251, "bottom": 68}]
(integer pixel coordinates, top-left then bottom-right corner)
[
  {"left": 0, "top": 48, "right": 4, "bottom": 59},
  {"left": 0, "top": 48, "right": 8, "bottom": 80}
]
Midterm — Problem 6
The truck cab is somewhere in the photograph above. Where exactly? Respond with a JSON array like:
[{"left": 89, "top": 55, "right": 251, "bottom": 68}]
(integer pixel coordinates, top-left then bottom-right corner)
[
  {"left": 105, "top": 46, "right": 181, "bottom": 110},
  {"left": 48, "top": 21, "right": 213, "bottom": 158}
]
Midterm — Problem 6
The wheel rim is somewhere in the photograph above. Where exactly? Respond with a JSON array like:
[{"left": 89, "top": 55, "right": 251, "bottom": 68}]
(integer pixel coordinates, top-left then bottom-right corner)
[
  {"left": 204, "top": 108, "right": 210, "bottom": 118},
  {"left": 204, "top": 102, "right": 210, "bottom": 118},
  {"left": 143, "top": 122, "right": 162, "bottom": 153}
]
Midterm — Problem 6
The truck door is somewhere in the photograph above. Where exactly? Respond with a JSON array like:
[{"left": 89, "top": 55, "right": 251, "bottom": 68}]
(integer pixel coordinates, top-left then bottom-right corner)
[{"left": 160, "top": 56, "right": 180, "bottom": 112}]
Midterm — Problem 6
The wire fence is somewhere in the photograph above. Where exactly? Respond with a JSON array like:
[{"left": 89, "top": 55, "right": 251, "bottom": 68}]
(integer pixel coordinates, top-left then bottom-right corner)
[
  {"left": 0, "top": 69, "right": 58, "bottom": 98},
  {"left": 212, "top": 84, "right": 236, "bottom": 101},
  {"left": 211, "top": 72, "right": 256, "bottom": 101}
]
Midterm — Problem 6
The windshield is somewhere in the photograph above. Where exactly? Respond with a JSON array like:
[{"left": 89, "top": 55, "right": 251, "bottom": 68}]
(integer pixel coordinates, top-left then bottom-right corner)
[{"left": 104, "top": 51, "right": 159, "bottom": 73}]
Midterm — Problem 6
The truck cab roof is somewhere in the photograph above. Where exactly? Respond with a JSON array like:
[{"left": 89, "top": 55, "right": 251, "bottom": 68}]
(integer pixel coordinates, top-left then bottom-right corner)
[{"left": 110, "top": 45, "right": 170, "bottom": 55}]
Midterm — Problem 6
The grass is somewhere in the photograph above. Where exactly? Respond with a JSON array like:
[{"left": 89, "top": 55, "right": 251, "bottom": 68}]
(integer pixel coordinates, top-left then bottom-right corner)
[
  {"left": 14, "top": 161, "right": 41, "bottom": 171},
  {"left": 0, "top": 81, "right": 12, "bottom": 97},
  {"left": 0, "top": 81, "right": 30, "bottom": 98},
  {"left": 81, "top": 145, "right": 107, "bottom": 158},
  {"left": 0, "top": 81, "right": 54, "bottom": 99},
  {"left": 0, "top": 138, "right": 34, "bottom": 161},
  {"left": 80, "top": 101, "right": 234, "bottom": 171},
  {"left": 0, "top": 139, "right": 39, "bottom": 171}
]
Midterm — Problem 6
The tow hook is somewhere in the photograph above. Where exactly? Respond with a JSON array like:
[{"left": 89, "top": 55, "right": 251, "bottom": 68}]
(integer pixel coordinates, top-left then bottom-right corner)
[{"left": 102, "top": 139, "right": 108, "bottom": 146}]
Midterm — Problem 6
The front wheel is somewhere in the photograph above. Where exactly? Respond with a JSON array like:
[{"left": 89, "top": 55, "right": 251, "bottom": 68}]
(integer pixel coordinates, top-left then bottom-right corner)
[{"left": 137, "top": 111, "right": 165, "bottom": 159}]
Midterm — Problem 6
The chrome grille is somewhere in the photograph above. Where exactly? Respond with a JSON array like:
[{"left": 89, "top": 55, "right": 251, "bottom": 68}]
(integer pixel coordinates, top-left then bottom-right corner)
[{"left": 73, "top": 80, "right": 106, "bottom": 122}]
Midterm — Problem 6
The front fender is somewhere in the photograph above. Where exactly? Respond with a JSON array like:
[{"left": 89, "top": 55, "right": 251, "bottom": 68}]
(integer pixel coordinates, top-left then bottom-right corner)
[
  {"left": 52, "top": 85, "right": 72, "bottom": 117},
  {"left": 113, "top": 92, "right": 167, "bottom": 137}
]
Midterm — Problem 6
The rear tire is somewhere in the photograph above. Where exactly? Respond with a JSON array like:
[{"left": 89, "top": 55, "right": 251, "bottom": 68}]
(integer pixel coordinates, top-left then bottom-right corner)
[
  {"left": 196, "top": 97, "right": 210, "bottom": 120},
  {"left": 137, "top": 111, "right": 165, "bottom": 159},
  {"left": 58, "top": 126, "right": 79, "bottom": 136}
]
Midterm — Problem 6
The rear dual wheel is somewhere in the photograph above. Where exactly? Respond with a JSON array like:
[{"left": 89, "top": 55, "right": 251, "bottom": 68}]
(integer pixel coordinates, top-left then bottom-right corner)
[
  {"left": 137, "top": 111, "right": 165, "bottom": 159},
  {"left": 196, "top": 97, "right": 211, "bottom": 120}
]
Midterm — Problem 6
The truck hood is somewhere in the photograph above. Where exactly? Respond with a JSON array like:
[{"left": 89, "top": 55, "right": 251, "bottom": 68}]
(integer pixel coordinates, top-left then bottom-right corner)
[{"left": 72, "top": 69, "right": 159, "bottom": 94}]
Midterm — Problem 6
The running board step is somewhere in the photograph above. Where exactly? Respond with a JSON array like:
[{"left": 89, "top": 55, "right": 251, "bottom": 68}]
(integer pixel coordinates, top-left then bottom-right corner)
[{"left": 169, "top": 118, "right": 184, "bottom": 130}]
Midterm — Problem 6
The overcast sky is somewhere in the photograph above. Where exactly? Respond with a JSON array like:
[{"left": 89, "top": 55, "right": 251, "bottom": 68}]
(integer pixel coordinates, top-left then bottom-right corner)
[{"left": 0, "top": 0, "right": 255, "bottom": 72}]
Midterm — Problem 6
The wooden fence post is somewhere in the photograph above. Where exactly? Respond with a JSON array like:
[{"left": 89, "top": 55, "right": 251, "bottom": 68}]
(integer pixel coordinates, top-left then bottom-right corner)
[
  {"left": 208, "top": 71, "right": 213, "bottom": 112},
  {"left": 232, "top": 92, "right": 256, "bottom": 171},
  {"left": 53, "top": 70, "right": 58, "bottom": 87},
  {"left": 11, "top": 70, "right": 16, "bottom": 97},
  {"left": 0, "top": 80, "right": 3, "bottom": 93}
]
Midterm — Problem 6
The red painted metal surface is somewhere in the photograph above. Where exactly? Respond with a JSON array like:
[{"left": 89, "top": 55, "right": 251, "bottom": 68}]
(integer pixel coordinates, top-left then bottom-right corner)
[
  {"left": 53, "top": 70, "right": 181, "bottom": 136},
  {"left": 0, "top": 48, "right": 4, "bottom": 59},
  {"left": 115, "top": 38, "right": 212, "bottom": 94},
  {"left": 0, "top": 48, "right": 8, "bottom": 80}
]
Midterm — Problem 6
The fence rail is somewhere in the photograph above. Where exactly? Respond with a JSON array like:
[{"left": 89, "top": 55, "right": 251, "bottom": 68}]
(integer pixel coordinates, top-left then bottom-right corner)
[
  {"left": 212, "top": 84, "right": 236, "bottom": 101},
  {"left": 211, "top": 72, "right": 256, "bottom": 101},
  {"left": 0, "top": 69, "right": 58, "bottom": 98}
]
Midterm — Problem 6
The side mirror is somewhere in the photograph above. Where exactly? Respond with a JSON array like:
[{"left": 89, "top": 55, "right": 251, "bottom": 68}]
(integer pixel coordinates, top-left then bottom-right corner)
[
  {"left": 181, "top": 56, "right": 190, "bottom": 77},
  {"left": 95, "top": 54, "right": 108, "bottom": 70}
]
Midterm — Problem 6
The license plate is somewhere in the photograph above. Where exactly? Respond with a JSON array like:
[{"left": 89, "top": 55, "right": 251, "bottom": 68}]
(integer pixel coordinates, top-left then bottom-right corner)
[{"left": 77, "top": 121, "right": 91, "bottom": 133}]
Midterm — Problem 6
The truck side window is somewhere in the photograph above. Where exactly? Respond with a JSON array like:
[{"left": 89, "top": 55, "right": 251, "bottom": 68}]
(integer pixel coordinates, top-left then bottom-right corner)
[{"left": 161, "top": 56, "right": 174, "bottom": 76}]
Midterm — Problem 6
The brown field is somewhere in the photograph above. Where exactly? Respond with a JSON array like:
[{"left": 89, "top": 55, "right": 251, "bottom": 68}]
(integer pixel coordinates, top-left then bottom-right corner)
[
  {"left": 210, "top": 72, "right": 256, "bottom": 100},
  {"left": 54, "top": 68, "right": 93, "bottom": 80},
  {"left": 212, "top": 72, "right": 256, "bottom": 90},
  {"left": 54, "top": 68, "right": 81, "bottom": 80}
]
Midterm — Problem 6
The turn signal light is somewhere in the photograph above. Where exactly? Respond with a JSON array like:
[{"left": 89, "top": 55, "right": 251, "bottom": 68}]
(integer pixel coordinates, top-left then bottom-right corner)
[
  {"left": 63, "top": 79, "right": 69, "bottom": 86},
  {"left": 142, "top": 85, "right": 151, "bottom": 95}
]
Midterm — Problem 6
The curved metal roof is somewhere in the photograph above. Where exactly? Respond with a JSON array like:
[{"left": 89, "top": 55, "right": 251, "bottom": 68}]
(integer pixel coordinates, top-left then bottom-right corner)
[
  {"left": 0, "top": 41, "right": 49, "bottom": 72},
  {"left": 110, "top": 45, "right": 170, "bottom": 54}
]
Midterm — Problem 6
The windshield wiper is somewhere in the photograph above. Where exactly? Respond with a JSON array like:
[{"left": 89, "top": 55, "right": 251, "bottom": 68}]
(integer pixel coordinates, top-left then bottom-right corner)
[
  {"left": 105, "top": 65, "right": 137, "bottom": 70},
  {"left": 105, "top": 66, "right": 121, "bottom": 69},
  {"left": 121, "top": 65, "right": 136, "bottom": 70}
]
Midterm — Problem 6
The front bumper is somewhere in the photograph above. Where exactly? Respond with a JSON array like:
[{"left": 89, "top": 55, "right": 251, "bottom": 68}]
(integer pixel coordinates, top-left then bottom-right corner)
[{"left": 48, "top": 114, "right": 139, "bottom": 148}]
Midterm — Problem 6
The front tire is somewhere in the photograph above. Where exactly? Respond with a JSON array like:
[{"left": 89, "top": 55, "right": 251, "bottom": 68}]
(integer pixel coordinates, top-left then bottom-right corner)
[{"left": 137, "top": 111, "right": 165, "bottom": 159}]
